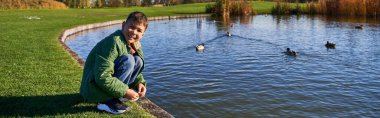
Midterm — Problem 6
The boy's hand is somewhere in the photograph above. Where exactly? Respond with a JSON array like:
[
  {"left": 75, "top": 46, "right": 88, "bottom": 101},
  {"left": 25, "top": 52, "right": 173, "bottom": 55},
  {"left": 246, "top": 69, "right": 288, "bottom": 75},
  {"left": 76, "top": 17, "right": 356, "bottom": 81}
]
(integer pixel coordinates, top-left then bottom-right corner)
[
  {"left": 137, "top": 83, "right": 146, "bottom": 97},
  {"left": 124, "top": 89, "right": 139, "bottom": 100}
]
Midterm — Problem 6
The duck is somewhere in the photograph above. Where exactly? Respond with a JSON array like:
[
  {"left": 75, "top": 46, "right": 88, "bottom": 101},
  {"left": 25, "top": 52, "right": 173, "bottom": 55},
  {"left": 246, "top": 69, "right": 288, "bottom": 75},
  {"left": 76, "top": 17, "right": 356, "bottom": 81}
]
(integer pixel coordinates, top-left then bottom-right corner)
[
  {"left": 355, "top": 25, "right": 364, "bottom": 29},
  {"left": 227, "top": 32, "right": 231, "bottom": 37},
  {"left": 196, "top": 43, "right": 205, "bottom": 51},
  {"left": 325, "top": 41, "right": 336, "bottom": 49},
  {"left": 230, "top": 23, "right": 234, "bottom": 27},
  {"left": 285, "top": 48, "right": 297, "bottom": 56}
]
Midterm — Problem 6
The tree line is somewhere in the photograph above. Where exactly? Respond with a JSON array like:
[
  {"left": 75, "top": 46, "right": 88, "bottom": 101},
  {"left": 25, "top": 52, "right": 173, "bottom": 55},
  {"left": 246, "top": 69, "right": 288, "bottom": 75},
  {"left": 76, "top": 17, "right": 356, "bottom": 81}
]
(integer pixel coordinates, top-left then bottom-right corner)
[
  {"left": 56, "top": 0, "right": 212, "bottom": 8},
  {"left": 28, "top": 0, "right": 317, "bottom": 9},
  {"left": 257, "top": 0, "right": 318, "bottom": 3}
]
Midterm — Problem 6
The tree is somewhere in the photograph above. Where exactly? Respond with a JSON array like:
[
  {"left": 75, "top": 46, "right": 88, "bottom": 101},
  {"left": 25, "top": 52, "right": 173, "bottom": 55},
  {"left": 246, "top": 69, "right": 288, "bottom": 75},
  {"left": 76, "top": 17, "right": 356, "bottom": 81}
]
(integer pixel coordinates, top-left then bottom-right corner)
[
  {"left": 130, "top": 0, "right": 141, "bottom": 6},
  {"left": 183, "top": 0, "right": 192, "bottom": 4},
  {"left": 66, "top": 0, "right": 79, "bottom": 8},
  {"left": 123, "top": 0, "right": 129, "bottom": 6},
  {"left": 108, "top": 0, "right": 124, "bottom": 7},
  {"left": 78, "top": 0, "right": 91, "bottom": 8},
  {"left": 85, "top": 0, "right": 91, "bottom": 8},
  {"left": 142, "top": 0, "right": 152, "bottom": 6},
  {"left": 95, "top": 0, "right": 105, "bottom": 7}
]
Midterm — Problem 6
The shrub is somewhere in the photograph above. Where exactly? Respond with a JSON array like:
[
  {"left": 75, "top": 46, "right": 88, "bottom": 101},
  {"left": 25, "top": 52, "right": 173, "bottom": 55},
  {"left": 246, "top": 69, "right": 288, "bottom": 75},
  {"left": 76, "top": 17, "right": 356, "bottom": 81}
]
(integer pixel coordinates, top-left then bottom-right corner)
[
  {"left": 271, "top": 0, "right": 291, "bottom": 15},
  {"left": 290, "top": 3, "right": 302, "bottom": 14},
  {"left": 205, "top": 3, "right": 214, "bottom": 13}
]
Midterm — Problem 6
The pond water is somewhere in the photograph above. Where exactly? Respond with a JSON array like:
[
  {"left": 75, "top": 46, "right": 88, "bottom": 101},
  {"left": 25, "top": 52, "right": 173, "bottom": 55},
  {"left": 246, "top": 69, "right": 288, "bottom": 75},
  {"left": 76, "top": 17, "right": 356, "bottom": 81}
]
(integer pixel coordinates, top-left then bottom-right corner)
[{"left": 66, "top": 15, "right": 380, "bottom": 117}]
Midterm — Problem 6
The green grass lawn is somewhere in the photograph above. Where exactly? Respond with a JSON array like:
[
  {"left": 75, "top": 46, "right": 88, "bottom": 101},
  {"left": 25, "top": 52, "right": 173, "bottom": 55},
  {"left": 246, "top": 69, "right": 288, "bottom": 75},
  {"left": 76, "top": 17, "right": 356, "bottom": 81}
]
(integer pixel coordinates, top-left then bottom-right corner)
[
  {"left": 0, "top": 2, "right": 279, "bottom": 117},
  {"left": 252, "top": 1, "right": 279, "bottom": 13},
  {"left": 251, "top": 1, "right": 305, "bottom": 14}
]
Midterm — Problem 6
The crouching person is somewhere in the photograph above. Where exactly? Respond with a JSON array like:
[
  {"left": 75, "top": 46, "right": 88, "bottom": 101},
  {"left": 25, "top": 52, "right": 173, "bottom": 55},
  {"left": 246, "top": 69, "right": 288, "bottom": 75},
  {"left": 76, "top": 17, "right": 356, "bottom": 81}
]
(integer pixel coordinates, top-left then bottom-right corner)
[{"left": 80, "top": 11, "right": 148, "bottom": 114}]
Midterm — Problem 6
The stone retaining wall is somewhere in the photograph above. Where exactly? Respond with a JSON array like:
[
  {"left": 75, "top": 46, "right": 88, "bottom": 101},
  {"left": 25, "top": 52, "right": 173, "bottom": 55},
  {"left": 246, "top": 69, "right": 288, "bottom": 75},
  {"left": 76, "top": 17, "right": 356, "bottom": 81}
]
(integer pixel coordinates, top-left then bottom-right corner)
[{"left": 59, "top": 14, "right": 210, "bottom": 118}]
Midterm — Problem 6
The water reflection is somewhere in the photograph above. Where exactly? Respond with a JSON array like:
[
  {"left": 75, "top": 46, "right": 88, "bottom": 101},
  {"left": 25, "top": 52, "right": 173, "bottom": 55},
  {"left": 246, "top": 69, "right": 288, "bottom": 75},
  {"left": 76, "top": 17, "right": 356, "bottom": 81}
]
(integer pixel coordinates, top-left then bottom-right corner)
[{"left": 240, "top": 15, "right": 253, "bottom": 24}]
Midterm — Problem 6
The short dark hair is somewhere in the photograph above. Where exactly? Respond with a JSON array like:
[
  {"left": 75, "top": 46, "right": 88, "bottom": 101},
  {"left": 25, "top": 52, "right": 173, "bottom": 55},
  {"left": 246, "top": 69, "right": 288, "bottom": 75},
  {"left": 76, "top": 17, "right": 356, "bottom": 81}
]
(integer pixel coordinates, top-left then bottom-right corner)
[{"left": 126, "top": 11, "right": 148, "bottom": 29}]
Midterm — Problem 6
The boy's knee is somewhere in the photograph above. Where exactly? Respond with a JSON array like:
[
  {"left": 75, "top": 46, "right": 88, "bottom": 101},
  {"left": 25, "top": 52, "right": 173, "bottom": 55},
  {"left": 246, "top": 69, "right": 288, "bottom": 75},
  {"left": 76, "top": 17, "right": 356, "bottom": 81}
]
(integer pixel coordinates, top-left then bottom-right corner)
[
  {"left": 117, "top": 54, "right": 135, "bottom": 67},
  {"left": 134, "top": 56, "right": 143, "bottom": 68}
]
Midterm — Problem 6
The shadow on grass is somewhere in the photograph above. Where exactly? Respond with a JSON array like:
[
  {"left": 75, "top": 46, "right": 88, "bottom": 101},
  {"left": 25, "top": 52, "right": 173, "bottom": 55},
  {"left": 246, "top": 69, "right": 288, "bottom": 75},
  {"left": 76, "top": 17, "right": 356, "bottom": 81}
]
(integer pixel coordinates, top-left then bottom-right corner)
[{"left": 0, "top": 93, "right": 96, "bottom": 117}]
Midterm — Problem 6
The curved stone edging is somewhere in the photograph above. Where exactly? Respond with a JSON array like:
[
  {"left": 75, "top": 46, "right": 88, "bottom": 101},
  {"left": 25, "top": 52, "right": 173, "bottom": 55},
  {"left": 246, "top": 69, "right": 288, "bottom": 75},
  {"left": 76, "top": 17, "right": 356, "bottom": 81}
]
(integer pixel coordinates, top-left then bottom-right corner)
[{"left": 58, "top": 14, "right": 211, "bottom": 118}]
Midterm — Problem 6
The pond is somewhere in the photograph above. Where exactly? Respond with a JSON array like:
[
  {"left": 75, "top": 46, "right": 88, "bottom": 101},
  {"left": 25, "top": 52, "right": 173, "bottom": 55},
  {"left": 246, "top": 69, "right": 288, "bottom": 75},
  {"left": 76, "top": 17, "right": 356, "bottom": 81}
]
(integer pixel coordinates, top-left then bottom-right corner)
[{"left": 66, "top": 15, "right": 380, "bottom": 117}]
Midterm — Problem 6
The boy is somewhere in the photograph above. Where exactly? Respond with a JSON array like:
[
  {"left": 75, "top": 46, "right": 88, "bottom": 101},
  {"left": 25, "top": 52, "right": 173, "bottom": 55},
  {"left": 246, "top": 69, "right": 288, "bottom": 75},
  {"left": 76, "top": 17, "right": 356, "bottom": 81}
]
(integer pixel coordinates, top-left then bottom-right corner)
[{"left": 80, "top": 11, "right": 148, "bottom": 114}]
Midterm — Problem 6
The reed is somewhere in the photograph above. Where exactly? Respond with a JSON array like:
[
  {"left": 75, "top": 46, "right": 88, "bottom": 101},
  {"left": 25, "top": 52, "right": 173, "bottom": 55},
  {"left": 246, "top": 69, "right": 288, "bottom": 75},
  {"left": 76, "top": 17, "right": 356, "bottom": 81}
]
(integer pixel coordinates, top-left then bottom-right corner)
[
  {"left": 231, "top": 0, "right": 255, "bottom": 15},
  {"left": 271, "top": 0, "right": 290, "bottom": 14},
  {"left": 304, "top": 1, "right": 318, "bottom": 14},
  {"left": 271, "top": 0, "right": 303, "bottom": 15},
  {"left": 291, "top": 2, "right": 302, "bottom": 14},
  {"left": 365, "top": 0, "right": 379, "bottom": 17},
  {"left": 306, "top": 0, "right": 380, "bottom": 17},
  {"left": 0, "top": 0, "right": 67, "bottom": 9},
  {"left": 206, "top": 0, "right": 254, "bottom": 16}
]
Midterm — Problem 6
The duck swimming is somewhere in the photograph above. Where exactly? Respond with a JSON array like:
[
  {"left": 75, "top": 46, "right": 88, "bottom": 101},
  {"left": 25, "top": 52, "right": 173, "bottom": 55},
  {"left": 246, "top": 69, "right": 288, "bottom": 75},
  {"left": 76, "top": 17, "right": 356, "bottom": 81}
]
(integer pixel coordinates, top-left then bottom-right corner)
[
  {"left": 227, "top": 32, "right": 231, "bottom": 37},
  {"left": 325, "top": 41, "right": 336, "bottom": 49},
  {"left": 355, "top": 25, "right": 363, "bottom": 29},
  {"left": 196, "top": 43, "right": 205, "bottom": 51},
  {"left": 285, "top": 48, "right": 297, "bottom": 56}
]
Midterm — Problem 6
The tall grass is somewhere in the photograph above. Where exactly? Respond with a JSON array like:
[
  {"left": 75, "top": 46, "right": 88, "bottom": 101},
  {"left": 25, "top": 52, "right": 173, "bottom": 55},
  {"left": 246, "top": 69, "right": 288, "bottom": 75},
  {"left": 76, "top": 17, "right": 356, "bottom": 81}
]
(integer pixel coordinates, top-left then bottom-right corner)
[
  {"left": 231, "top": 0, "right": 256, "bottom": 15},
  {"left": 271, "top": 0, "right": 291, "bottom": 14},
  {"left": 206, "top": 0, "right": 255, "bottom": 16},
  {"left": 305, "top": 2, "right": 318, "bottom": 14},
  {"left": 305, "top": 0, "right": 380, "bottom": 17},
  {"left": 0, "top": 0, "right": 67, "bottom": 9},
  {"left": 271, "top": 0, "right": 303, "bottom": 15}
]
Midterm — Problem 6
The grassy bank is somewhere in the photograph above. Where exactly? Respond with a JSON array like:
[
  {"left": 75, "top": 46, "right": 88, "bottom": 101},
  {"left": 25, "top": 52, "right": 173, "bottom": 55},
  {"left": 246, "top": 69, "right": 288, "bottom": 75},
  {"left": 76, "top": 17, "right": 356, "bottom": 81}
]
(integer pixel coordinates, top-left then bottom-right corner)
[
  {"left": 0, "top": 2, "right": 277, "bottom": 117},
  {"left": 252, "top": 1, "right": 304, "bottom": 14}
]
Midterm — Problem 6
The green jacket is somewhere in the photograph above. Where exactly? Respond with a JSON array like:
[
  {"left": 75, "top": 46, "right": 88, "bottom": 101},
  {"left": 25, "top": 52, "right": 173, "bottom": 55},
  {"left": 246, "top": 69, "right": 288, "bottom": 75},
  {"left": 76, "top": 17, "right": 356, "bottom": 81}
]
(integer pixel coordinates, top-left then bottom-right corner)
[{"left": 80, "top": 30, "right": 146, "bottom": 102}]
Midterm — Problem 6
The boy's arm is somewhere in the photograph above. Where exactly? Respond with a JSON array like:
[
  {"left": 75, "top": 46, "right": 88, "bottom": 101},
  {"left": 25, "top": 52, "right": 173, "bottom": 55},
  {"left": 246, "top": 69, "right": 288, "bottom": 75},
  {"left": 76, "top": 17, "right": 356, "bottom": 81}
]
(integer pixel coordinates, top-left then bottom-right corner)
[{"left": 93, "top": 41, "right": 128, "bottom": 98}]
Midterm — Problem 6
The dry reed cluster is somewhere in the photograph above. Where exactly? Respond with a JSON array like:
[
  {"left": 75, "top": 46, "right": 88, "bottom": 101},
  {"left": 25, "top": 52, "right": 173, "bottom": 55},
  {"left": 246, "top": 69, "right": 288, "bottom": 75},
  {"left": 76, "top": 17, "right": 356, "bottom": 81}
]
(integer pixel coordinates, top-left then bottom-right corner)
[
  {"left": 307, "top": 0, "right": 380, "bottom": 17},
  {"left": 271, "top": 0, "right": 302, "bottom": 15},
  {"left": 206, "top": 0, "right": 255, "bottom": 16}
]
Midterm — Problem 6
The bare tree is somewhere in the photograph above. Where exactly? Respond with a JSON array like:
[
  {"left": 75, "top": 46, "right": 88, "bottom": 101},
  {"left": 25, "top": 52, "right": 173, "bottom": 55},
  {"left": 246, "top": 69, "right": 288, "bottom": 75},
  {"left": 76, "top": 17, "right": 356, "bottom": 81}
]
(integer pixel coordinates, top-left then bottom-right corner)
[
  {"left": 108, "top": 0, "right": 124, "bottom": 7},
  {"left": 94, "top": 0, "right": 106, "bottom": 7}
]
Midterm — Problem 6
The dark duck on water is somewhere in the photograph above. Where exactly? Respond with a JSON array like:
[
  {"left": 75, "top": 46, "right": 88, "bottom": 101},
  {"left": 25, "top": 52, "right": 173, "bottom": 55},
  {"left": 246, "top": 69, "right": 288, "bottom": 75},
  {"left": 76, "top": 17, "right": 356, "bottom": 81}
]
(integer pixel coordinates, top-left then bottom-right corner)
[
  {"left": 355, "top": 25, "right": 364, "bottom": 29},
  {"left": 285, "top": 48, "right": 297, "bottom": 56},
  {"left": 226, "top": 32, "right": 231, "bottom": 37},
  {"left": 325, "top": 41, "right": 336, "bottom": 49}
]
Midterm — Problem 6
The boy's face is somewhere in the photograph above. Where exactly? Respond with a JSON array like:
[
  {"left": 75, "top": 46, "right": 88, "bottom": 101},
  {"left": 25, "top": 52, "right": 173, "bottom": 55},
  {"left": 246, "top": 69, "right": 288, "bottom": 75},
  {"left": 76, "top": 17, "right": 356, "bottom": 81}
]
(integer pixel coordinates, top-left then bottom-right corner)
[{"left": 122, "top": 20, "right": 146, "bottom": 44}]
